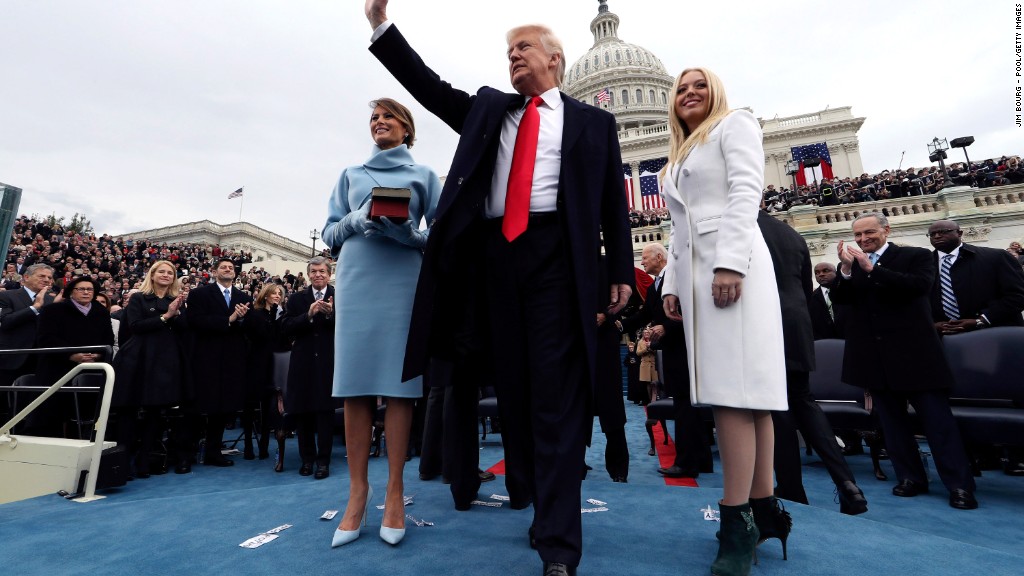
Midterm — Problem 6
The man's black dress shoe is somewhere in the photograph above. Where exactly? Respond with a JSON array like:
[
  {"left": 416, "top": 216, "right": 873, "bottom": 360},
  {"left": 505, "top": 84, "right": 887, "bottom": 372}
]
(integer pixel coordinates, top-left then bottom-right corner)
[
  {"left": 174, "top": 460, "right": 191, "bottom": 474},
  {"left": 299, "top": 462, "right": 313, "bottom": 476},
  {"left": 509, "top": 497, "right": 533, "bottom": 510},
  {"left": 478, "top": 469, "right": 496, "bottom": 483},
  {"left": 949, "top": 488, "right": 978, "bottom": 510},
  {"left": 611, "top": 476, "right": 628, "bottom": 483},
  {"left": 542, "top": 562, "right": 576, "bottom": 576},
  {"left": 892, "top": 479, "right": 928, "bottom": 497},
  {"left": 419, "top": 472, "right": 439, "bottom": 481},
  {"left": 657, "top": 465, "right": 697, "bottom": 479},
  {"left": 313, "top": 465, "right": 330, "bottom": 480},
  {"left": 204, "top": 456, "right": 234, "bottom": 467}
]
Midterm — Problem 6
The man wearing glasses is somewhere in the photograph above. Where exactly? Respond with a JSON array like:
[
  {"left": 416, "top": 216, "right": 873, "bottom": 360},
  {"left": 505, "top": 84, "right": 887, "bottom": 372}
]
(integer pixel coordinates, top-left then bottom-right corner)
[
  {"left": 829, "top": 213, "right": 978, "bottom": 509},
  {"left": 927, "top": 220, "right": 1024, "bottom": 334},
  {"left": 928, "top": 219, "right": 1024, "bottom": 476}
]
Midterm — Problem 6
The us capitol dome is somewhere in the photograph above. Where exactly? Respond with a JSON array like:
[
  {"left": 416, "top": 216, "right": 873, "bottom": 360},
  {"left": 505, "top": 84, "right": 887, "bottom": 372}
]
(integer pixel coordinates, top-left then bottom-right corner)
[{"left": 564, "top": 0, "right": 673, "bottom": 162}]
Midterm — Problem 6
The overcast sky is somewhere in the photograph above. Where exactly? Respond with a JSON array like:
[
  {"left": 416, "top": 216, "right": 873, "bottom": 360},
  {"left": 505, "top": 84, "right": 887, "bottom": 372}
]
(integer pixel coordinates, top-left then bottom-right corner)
[{"left": 2, "top": 0, "right": 1016, "bottom": 247}]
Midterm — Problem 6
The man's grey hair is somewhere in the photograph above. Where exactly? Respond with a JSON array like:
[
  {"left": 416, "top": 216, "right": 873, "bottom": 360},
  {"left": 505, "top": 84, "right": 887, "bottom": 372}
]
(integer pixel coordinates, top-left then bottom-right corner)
[
  {"left": 24, "top": 263, "right": 54, "bottom": 277},
  {"left": 852, "top": 212, "right": 888, "bottom": 228},
  {"left": 643, "top": 243, "right": 667, "bottom": 260},
  {"left": 307, "top": 256, "right": 332, "bottom": 275}
]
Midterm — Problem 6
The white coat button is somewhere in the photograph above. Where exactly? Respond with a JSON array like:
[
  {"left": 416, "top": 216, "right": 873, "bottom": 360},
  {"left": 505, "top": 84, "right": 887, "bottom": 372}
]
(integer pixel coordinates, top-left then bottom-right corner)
[{"left": 682, "top": 168, "right": 690, "bottom": 177}]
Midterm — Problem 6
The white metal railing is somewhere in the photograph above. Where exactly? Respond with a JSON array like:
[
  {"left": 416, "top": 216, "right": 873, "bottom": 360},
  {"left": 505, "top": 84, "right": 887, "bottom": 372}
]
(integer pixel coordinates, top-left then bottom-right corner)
[{"left": 0, "top": 361, "right": 115, "bottom": 503}]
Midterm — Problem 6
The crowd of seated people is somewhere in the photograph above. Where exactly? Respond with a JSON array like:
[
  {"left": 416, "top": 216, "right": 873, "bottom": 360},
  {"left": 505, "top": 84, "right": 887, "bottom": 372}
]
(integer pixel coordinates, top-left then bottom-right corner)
[
  {"left": 0, "top": 215, "right": 329, "bottom": 307},
  {"left": 764, "top": 154, "right": 1024, "bottom": 213},
  {"left": 628, "top": 207, "right": 670, "bottom": 228}
]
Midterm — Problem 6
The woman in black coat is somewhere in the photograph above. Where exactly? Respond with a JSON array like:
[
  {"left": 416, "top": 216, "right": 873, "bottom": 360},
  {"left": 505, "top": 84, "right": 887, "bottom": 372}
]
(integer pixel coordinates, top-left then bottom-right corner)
[
  {"left": 111, "top": 260, "right": 189, "bottom": 477},
  {"left": 35, "top": 276, "right": 116, "bottom": 438},
  {"left": 243, "top": 283, "right": 287, "bottom": 464}
]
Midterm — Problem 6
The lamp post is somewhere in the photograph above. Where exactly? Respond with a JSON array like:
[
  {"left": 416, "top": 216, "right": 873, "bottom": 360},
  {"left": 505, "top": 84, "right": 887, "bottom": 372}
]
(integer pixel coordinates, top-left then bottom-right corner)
[
  {"left": 310, "top": 228, "right": 320, "bottom": 257},
  {"left": 927, "top": 137, "right": 950, "bottom": 188},
  {"left": 803, "top": 157, "right": 822, "bottom": 189},
  {"left": 950, "top": 136, "right": 975, "bottom": 170},
  {"left": 785, "top": 160, "right": 800, "bottom": 199}
]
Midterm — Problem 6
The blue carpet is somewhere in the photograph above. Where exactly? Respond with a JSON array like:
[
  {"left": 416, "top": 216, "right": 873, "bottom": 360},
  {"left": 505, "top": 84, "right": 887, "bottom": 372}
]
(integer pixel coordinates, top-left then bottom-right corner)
[{"left": 2, "top": 399, "right": 1023, "bottom": 575}]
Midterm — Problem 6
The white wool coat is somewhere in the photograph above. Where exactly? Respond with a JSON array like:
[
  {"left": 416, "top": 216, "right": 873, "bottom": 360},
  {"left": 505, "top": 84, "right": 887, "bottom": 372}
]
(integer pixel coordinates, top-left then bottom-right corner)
[{"left": 661, "top": 110, "right": 788, "bottom": 410}]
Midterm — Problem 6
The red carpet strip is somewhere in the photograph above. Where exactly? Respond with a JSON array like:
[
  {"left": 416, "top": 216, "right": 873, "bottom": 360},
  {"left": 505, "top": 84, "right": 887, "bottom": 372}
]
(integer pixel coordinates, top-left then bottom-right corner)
[{"left": 649, "top": 414, "right": 699, "bottom": 487}]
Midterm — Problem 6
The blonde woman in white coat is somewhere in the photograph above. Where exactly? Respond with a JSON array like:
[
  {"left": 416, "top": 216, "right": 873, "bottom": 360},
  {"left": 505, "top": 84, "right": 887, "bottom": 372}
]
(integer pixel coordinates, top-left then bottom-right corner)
[{"left": 660, "top": 67, "right": 789, "bottom": 576}]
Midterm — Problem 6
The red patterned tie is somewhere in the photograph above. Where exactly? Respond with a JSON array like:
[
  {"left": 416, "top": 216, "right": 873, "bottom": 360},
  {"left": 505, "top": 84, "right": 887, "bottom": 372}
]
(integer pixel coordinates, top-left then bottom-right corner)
[{"left": 503, "top": 96, "right": 543, "bottom": 241}]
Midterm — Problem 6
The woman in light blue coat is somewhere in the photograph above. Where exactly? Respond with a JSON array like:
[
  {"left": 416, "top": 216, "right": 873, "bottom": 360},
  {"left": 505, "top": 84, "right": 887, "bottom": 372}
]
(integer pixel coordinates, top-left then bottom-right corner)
[{"left": 322, "top": 98, "right": 441, "bottom": 548}]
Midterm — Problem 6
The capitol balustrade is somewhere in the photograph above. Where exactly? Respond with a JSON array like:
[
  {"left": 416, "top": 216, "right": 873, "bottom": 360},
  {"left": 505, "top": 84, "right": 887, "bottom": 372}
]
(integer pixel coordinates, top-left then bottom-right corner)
[
  {"left": 776, "top": 184, "right": 1024, "bottom": 231},
  {"left": 617, "top": 122, "right": 669, "bottom": 142}
]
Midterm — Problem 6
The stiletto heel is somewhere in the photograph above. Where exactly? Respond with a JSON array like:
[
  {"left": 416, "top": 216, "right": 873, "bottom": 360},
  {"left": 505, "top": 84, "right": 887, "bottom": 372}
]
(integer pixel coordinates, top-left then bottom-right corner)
[
  {"left": 331, "top": 486, "right": 373, "bottom": 548},
  {"left": 750, "top": 496, "right": 792, "bottom": 561},
  {"left": 837, "top": 480, "right": 868, "bottom": 515},
  {"left": 379, "top": 491, "right": 406, "bottom": 545}
]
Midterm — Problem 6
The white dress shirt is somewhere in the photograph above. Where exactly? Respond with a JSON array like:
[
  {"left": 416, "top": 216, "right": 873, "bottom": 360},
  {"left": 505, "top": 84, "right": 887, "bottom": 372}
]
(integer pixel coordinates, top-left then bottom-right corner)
[{"left": 486, "top": 87, "right": 564, "bottom": 218}]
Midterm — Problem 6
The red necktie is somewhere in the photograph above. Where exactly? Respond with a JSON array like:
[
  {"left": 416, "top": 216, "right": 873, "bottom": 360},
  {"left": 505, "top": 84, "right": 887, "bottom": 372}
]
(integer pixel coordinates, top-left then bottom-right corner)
[{"left": 503, "top": 96, "right": 543, "bottom": 241}]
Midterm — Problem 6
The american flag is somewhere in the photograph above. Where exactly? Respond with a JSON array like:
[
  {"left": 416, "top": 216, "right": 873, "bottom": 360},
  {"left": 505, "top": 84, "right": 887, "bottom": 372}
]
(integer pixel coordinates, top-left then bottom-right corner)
[
  {"left": 790, "top": 142, "right": 832, "bottom": 166},
  {"left": 596, "top": 88, "right": 610, "bottom": 105},
  {"left": 623, "top": 164, "right": 635, "bottom": 210},
  {"left": 227, "top": 187, "right": 244, "bottom": 199},
  {"left": 639, "top": 158, "right": 667, "bottom": 209}
]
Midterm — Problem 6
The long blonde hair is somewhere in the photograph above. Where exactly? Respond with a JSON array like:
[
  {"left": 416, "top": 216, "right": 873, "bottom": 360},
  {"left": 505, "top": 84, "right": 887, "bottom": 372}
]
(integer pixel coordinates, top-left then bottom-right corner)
[
  {"left": 666, "top": 67, "right": 731, "bottom": 168},
  {"left": 139, "top": 260, "right": 181, "bottom": 298}
]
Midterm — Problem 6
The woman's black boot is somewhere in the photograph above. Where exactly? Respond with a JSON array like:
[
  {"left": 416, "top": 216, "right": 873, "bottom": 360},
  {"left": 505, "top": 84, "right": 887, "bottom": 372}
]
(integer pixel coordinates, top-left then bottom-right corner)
[
  {"left": 837, "top": 480, "right": 868, "bottom": 515},
  {"left": 749, "top": 496, "right": 792, "bottom": 560}
]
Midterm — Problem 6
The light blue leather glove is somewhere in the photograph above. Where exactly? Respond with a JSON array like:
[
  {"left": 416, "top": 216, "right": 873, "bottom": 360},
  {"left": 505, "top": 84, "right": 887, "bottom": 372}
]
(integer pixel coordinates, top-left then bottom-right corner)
[
  {"left": 365, "top": 217, "right": 428, "bottom": 249},
  {"left": 339, "top": 203, "right": 373, "bottom": 239}
]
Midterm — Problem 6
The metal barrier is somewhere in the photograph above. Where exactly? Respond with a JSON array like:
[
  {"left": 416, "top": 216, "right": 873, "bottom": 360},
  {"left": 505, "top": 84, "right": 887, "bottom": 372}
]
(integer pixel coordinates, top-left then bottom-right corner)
[{"left": 0, "top": 345, "right": 115, "bottom": 503}]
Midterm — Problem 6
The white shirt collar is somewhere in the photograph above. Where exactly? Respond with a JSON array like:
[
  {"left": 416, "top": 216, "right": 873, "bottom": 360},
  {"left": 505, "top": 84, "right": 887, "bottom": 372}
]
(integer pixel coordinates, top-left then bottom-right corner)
[{"left": 522, "top": 87, "right": 562, "bottom": 111}]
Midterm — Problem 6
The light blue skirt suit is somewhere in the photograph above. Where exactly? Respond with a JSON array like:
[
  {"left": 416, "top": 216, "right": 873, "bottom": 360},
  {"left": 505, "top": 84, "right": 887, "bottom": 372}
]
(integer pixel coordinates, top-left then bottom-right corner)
[{"left": 322, "top": 144, "right": 441, "bottom": 398}]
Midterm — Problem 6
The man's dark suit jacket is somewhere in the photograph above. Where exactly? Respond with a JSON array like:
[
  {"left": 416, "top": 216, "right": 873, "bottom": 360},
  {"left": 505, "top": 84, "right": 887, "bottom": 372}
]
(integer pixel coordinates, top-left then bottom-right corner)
[
  {"left": 809, "top": 286, "right": 848, "bottom": 340},
  {"left": 186, "top": 282, "right": 252, "bottom": 414},
  {"left": 930, "top": 242, "right": 1024, "bottom": 326},
  {"left": 757, "top": 211, "right": 815, "bottom": 372},
  {"left": 619, "top": 272, "right": 683, "bottom": 351},
  {"left": 281, "top": 286, "right": 337, "bottom": 414},
  {"left": 369, "top": 25, "right": 633, "bottom": 386},
  {"left": 0, "top": 288, "right": 55, "bottom": 371},
  {"left": 829, "top": 243, "right": 954, "bottom": 392}
]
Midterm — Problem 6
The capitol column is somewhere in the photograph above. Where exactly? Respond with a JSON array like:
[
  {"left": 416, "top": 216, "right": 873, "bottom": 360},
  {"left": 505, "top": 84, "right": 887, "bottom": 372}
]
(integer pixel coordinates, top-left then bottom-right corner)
[{"left": 631, "top": 160, "right": 642, "bottom": 209}]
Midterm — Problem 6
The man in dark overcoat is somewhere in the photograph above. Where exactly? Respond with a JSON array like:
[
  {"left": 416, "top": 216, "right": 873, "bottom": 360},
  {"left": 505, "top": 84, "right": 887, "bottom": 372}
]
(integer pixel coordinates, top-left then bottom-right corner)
[
  {"left": 617, "top": 243, "right": 711, "bottom": 478},
  {"left": 365, "top": 2, "right": 634, "bottom": 573},
  {"left": 809, "top": 262, "right": 849, "bottom": 340},
  {"left": 928, "top": 218, "right": 1024, "bottom": 475},
  {"left": 0, "top": 264, "right": 56, "bottom": 427},
  {"left": 830, "top": 213, "right": 976, "bottom": 509},
  {"left": 757, "top": 211, "right": 866, "bottom": 514},
  {"left": 186, "top": 257, "right": 251, "bottom": 468},
  {"left": 281, "top": 256, "right": 337, "bottom": 479}
]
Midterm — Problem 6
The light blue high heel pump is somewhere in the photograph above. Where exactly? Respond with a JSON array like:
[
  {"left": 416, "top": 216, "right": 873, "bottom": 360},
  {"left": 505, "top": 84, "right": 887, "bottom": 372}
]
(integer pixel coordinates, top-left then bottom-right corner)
[
  {"left": 379, "top": 492, "right": 406, "bottom": 545},
  {"left": 379, "top": 524, "right": 405, "bottom": 545},
  {"left": 331, "top": 486, "right": 373, "bottom": 548}
]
